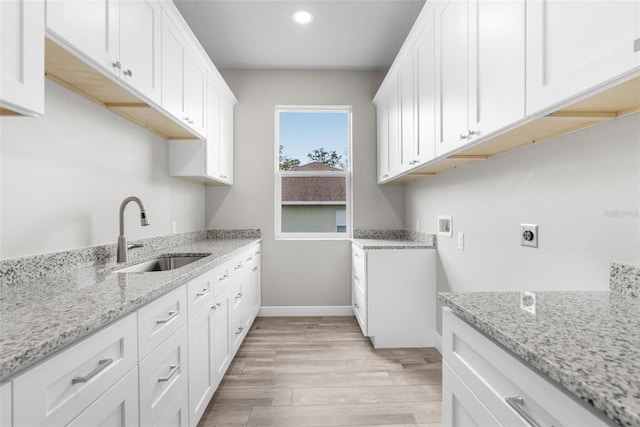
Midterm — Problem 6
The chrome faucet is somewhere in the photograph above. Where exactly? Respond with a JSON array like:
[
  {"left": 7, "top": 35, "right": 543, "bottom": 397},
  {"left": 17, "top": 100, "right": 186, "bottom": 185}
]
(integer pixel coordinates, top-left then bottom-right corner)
[{"left": 117, "top": 196, "right": 150, "bottom": 263}]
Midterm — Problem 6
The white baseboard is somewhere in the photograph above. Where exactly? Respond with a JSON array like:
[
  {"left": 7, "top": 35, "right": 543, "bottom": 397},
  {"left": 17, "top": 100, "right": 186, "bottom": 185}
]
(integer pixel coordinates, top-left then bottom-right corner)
[
  {"left": 259, "top": 306, "right": 353, "bottom": 317},
  {"left": 434, "top": 331, "right": 443, "bottom": 353}
]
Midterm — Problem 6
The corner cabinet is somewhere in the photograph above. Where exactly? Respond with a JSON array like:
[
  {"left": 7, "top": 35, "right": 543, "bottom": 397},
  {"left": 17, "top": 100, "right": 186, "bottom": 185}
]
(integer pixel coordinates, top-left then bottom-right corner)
[
  {"left": 442, "top": 308, "right": 610, "bottom": 427},
  {"left": 0, "top": 0, "right": 44, "bottom": 116},
  {"left": 351, "top": 243, "right": 436, "bottom": 348},
  {"left": 3, "top": 242, "right": 261, "bottom": 427}
]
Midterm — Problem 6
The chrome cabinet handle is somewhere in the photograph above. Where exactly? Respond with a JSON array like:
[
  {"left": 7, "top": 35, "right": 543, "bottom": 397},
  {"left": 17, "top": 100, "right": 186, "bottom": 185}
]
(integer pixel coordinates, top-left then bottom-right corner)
[
  {"left": 220, "top": 175, "right": 227, "bottom": 179},
  {"left": 156, "top": 310, "right": 178, "bottom": 324},
  {"left": 196, "top": 288, "right": 210, "bottom": 297},
  {"left": 505, "top": 396, "right": 541, "bottom": 427},
  {"left": 354, "top": 253, "right": 360, "bottom": 259},
  {"left": 234, "top": 264, "right": 242, "bottom": 270},
  {"left": 123, "top": 69, "right": 132, "bottom": 77},
  {"left": 112, "top": 61, "right": 121, "bottom": 69},
  {"left": 353, "top": 275, "right": 359, "bottom": 281},
  {"left": 216, "top": 302, "right": 221, "bottom": 307},
  {"left": 246, "top": 256, "right": 253, "bottom": 262},
  {"left": 211, "top": 302, "right": 222, "bottom": 310},
  {"left": 467, "top": 129, "right": 478, "bottom": 138},
  {"left": 354, "top": 303, "right": 360, "bottom": 309},
  {"left": 72, "top": 358, "right": 113, "bottom": 384},
  {"left": 235, "top": 327, "right": 243, "bottom": 335},
  {"left": 382, "top": 174, "right": 389, "bottom": 179},
  {"left": 235, "top": 292, "right": 243, "bottom": 299},
  {"left": 459, "top": 133, "right": 469, "bottom": 140},
  {"left": 255, "top": 251, "right": 261, "bottom": 255},
  {"left": 219, "top": 274, "right": 229, "bottom": 281},
  {"left": 158, "top": 364, "right": 179, "bottom": 382},
  {"left": 188, "top": 119, "right": 194, "bottom": 124},
  {"left": 252, "top": 266, "right": 258, "bottom": 272}
]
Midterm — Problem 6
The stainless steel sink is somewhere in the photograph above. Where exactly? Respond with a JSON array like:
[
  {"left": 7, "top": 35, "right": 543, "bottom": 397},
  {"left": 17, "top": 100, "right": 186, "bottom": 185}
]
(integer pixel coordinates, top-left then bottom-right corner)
[{"left": 113, "top": 255, "right": 207, "bottom": 273}]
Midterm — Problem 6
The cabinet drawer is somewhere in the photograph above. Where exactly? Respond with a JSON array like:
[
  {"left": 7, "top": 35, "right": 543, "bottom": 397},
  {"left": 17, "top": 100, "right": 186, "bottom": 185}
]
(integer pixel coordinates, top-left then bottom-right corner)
[
  {"left": 443, "top": 308, "right": 609, "bottom": 427},
  {"left": 13, "top": 313, "right": 138, "bottom": 426},
  {"left": 443, "top": 361, "right": 500, "bottom": 427},
  {"left": 187, "top": 270, "right": 214, "bottom": 318},
  {"left": 351, "top": 264, "right": 366, "bottom": 298},
  {"left": 68, "top": 366, "right": 139, "bottom": 427},
  {"left": 352, "top": 244, "right": 365, "bottom": 270},
  {"left": 213, "top": 261, "right": 232, "bottom": 293},
  {"left": 138, "top": 285, "right": 187, "bottom": 358},
  {"left": 139, "top": 324, "right": 188, "bottom": 427}
]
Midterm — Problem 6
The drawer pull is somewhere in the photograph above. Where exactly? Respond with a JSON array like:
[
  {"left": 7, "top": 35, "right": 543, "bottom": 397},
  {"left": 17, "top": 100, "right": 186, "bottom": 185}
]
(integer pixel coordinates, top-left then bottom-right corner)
[
  {"left": 156, "top": 310, "right": 178, "bottom": 324},
  {"left": 196, "top": 288, "right": 210, "bottom": 297},
  {"left": 246, "top": 256, "right": 253, "bottom": 262},
  {"left": 235, "top": 292, "right": 243, "bottom": 299},
  {"left": 158, "top": 364, "right": 179, "bottom": 382},
  {"left": 219, "top": 274, "right": 229, "bottom": 281},
  {"left": 505, "top": 396, "right": 541, "bottom": 427},
  {"left": 353, "top": 275, "right": 359, "bottom": 281},
  {"left": 235, "top": 327, "right": 244, "bottom": 335},
  {"left": 234, "top": 264, "right": 242, "bottom": 270},
  {"left": 255, "top": 250, "right": 261, "bottom": 255},
  {"left": 354, "top": 303, "right": 360, "bottom": 309},
  {"left": 71, "top": 358, "right": 113, "bottom": 384},
  {"left": 354, "top": 253, "right": 360, "bottom": 258},
  {"left": 211, "top": 302, "right": 222, "bottom": 311},
  {"left": 252, "top": 266, "right": 258, "bottom": 272}
]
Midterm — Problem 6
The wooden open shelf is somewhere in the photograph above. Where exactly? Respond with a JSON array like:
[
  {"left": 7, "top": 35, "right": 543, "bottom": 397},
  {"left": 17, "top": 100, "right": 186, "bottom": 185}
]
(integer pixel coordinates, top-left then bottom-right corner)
[
  {"left": 389, "top": 75, "right": 640, "bottom": 184},
  {"left": 44, "top": 38, "right": 200, "bottom": 140}
]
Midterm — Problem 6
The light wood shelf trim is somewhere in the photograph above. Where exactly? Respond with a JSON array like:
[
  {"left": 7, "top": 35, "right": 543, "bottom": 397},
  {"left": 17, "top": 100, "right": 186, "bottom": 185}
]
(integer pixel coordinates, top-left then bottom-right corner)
[
  {"left": 383, "top": 75, "right": 640, "bottom": 184},
  {"left": 44, "top": 37, "right": 200, "bottom": 140}
]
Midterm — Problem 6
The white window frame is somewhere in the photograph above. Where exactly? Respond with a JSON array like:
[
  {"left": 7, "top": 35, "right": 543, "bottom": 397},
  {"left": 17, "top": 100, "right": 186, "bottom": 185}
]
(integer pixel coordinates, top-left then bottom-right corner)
[{"left": 275, "top": 105, "right": 353, "bottom": 240}]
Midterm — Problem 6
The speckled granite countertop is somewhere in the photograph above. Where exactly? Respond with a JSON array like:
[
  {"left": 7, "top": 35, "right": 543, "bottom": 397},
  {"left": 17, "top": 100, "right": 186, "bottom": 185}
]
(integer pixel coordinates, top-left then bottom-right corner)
[
  {"left": 0, "top": 237, "right": 259, "bottom": 381},
  {"left": 440, "top": 289, "right": 640, "bottom": 427},
  {"left": 351, "top": 229, "right": 436, "bottom": 249}
]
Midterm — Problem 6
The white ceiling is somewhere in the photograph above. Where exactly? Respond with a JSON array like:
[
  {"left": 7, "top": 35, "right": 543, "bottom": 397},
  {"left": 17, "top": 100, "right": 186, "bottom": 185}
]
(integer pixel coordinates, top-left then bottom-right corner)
[{"left": 172, "top": 0, "right": 426, "bottom": 71}]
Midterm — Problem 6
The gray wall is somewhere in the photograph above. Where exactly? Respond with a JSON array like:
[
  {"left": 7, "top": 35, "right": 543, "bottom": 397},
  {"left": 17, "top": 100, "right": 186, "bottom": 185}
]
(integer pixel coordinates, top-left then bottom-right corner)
[
  {"left": 404, "top": 113, "right": 640, "bottom": 334},
  {"left": 206, "top": 70, "right": 405, "bottom": 307},
  {"left": 0, "top": 79, "right": 206, "bottom": 258}
]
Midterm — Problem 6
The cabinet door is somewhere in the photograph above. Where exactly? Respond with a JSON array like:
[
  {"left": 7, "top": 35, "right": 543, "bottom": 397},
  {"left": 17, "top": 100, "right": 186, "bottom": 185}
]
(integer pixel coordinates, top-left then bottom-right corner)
[
  {"left": 387, "top": 77, "right": 400, "bottom": 176},
  {"left": 218, "top": 93, "right": 235, "bottom": 184},
  {"left": 184, "top": 50, "right": 206, "bottom": 136},
  {"left": 46, "top": 0, "right": 119, "bottom": 75},
  {"left": 375, "top": 96, "right": 390, "bottom": 182},
  {"left": 205, "top": 76, "right": 222, "bottom": 179},
  {"left": 213, "top": 290, "right": 231, "bottom": 385},
  {"left": 467, "top": 0, "right": 525, "bottom": 140},
  {"left": 415, "top": 18, "right": 436, "bottom": 165},
  {"left": 161, "top": 11, "right": 186, "bottom": 123},
  {"left": 1, "top": 0, "right": 44, "bottom": 116},
  {"left": 187, "top": 305, "right": 215, "bottom": 427},
  {"left": 156, "top": 386, "right": 189, "bottom": 427},
  {"left": 435, "top": 0, "right": 469, "bottom": 156},
  {"left": 526, "top": 0, "right": 640, "bottom": 115},
  {"left": 67, "top": 367, "right": 139, "bottom": 427},
  {"left": 399, "top": 52, "right": 416, "bottom": 171},
  {"left": 119, "top": 0, "right": 161, "bottom": 103},
  {"left": 443, "top": 362, "right": 500, "bottom": 427}
]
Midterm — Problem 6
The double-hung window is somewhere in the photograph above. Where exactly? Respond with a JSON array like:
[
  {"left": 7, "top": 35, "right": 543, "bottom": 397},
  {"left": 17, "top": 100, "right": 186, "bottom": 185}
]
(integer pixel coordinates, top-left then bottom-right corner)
[{"left": 275, "top": 106, "right": 352, "bottom": 239}]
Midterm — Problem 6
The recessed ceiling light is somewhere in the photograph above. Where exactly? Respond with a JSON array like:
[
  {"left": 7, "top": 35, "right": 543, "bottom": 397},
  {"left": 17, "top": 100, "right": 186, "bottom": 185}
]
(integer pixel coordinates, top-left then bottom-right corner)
[{"left": 292, "top": 10, "right": 313, "bottom": 25}]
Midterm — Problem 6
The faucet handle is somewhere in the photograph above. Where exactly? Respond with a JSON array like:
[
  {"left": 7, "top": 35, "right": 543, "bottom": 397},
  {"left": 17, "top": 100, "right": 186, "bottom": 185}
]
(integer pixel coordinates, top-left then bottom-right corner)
[{"left": 128, "top": 243, "right": 144, "bottom": 250}]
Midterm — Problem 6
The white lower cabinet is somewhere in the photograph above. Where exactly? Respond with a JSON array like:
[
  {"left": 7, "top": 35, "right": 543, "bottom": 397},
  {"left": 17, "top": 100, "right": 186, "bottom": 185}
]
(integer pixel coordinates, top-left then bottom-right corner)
[
  {"left": 139, "top": 324, "right": 188, "bottom": 426},
  {"left": 187, "top": 301, "right": 216, "bottom": 427},
  {"left": 351, "top": 244, "right": 436, "bottom": 348},
  {"left": 68, "top": 367, "right": 140, "bottom": 427},
  {"left": 442, "top": 308, "right": 611, "bottom": 426},
  {"left": 12, "top": 313, "right": 138, "bottom": 426},
  {"left": 212, "top": 289, "right": 231, "bottom": 385},
  {"left": 4, "top": 242, "right": 261, "bottom": 427}
]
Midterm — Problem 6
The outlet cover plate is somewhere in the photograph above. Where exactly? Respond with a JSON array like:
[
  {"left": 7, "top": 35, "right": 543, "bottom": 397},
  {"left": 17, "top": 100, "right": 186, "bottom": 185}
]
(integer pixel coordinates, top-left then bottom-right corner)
[{"left": 521, "top": 224, "right": 538, "bottom": 248}]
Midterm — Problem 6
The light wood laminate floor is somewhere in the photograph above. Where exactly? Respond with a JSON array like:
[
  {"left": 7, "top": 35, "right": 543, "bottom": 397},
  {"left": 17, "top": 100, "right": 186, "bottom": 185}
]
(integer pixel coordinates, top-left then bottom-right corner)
[{"left": 198, "top": 316, "right": 443, "bottom": 426}]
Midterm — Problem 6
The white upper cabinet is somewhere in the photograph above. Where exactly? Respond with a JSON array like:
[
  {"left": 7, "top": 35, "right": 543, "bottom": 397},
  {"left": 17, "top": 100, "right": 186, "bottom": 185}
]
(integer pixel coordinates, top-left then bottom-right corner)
[
  {"left": 526, "top": 0, "right": 640, "bottom": 115},
  {"left": 398, "top": 52, "right": 416, "bottom": 172},
  {"left": 0, "top": 0, "right": 44, "bottom": 116},
  {"left": 161, "top": 9, "right": 206, "bottom": 136},
  {"left": 205, "top": 76, "right": 222, "bottom": 179},
  {"left": 218, "top": 92, "right": 235, "bottom": 184},
  {"left": 46, "top": 0, "right": 161, "bottom": 104},
  {"left": 118, "top": 0, "right": 161, "bottom": 102},
  {"left": 375, "top": 94, "right": 390, "bottom": 182},
  {"left": 414, "top": 15, "right": 437, "bottom": 166},
  {"left": 435, "top": 0, "right": 469, "bottom": 157},
  {"left": 468, "top": 0, "right": 525, "bottom": 140},
  {"left": 387, "top": 77, "right": 401, "bottom": 178}
]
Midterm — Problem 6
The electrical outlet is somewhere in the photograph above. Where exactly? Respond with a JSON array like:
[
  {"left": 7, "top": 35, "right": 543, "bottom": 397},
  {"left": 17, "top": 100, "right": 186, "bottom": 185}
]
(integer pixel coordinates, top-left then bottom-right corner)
[
  {"left": 171, "top": 221, "right": 177, "bottom": 234},
  {"left": 457, "top": 233, "right": 464, "bottom": 250},
  {"left": 521, "top": 224, "right": 538, "bottom": 248}
]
